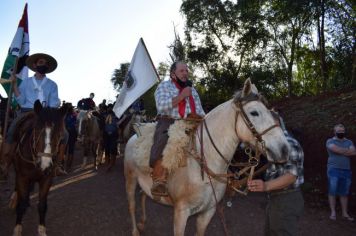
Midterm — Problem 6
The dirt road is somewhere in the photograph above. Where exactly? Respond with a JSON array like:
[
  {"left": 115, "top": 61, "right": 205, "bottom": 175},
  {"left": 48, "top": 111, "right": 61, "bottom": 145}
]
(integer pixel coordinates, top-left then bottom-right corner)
[{"left": 1, "top": 148, "right": 355, "bottom": 236}]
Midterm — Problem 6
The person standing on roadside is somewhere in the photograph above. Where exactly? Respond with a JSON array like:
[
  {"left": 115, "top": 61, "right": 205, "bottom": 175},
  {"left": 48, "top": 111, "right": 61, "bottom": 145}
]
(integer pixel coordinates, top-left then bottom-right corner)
[
  {"left": 248, "top": 111, "right": 304, "bottom": 236},
  {"left": 326, "top": 124, "right": 356, "bottom": 221}
]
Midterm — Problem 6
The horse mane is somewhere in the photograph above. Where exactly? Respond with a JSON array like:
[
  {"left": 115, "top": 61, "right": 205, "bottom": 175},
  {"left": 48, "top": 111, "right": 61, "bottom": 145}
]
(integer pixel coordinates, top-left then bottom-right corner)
[
  {"left": 13, "top": 112, "right": 36, "bottom": 142},
  {"left": 13, "top": 108, "right": 65, "bottom": 143}
]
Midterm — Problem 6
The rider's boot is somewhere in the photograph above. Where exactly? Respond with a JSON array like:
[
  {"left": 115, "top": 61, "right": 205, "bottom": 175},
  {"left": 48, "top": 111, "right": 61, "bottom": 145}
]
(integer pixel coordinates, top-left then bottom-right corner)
[
  {"left": 151, "top": 159, "right": 168, "bottom": 197},
  {"left": 0, "top": 142, "right": 15, "bottom": 178},
  {"left": 55, "top": 144, "right": 67, "bottom": 176}
]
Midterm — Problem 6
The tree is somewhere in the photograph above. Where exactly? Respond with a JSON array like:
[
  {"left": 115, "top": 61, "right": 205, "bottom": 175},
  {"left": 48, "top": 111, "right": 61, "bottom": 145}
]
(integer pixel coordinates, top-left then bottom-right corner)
[
  {"left": 181, "top": 0, "right": 269, "bottom": 102},
  {"left": 264, "top": 0, "right": 314, "bottom": 97},
  {"left": 111, "top": 62, "right": 130, "bottom": 91}
]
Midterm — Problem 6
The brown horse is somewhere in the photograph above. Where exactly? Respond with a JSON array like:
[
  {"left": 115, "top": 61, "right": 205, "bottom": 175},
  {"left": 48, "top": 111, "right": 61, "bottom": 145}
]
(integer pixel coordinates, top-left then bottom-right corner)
[
  {"left": 11, "top": 100, "right": 67, "bottom": 236},
  {"left": 78, "top": 110, "right": 102, "bottom": 169}
]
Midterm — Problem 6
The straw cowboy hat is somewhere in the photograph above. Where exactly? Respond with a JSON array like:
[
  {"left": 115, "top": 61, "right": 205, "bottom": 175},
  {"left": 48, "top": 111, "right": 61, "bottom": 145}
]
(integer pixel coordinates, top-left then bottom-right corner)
[{"left": 26, "top": 53, "right": 57, "bottom": 73}]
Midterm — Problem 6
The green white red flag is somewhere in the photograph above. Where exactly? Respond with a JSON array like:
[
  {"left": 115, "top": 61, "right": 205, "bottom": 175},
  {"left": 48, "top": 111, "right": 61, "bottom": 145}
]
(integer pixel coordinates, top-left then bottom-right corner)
[{"left": 0, "top": 3, "right": 29, "bottom": 96}]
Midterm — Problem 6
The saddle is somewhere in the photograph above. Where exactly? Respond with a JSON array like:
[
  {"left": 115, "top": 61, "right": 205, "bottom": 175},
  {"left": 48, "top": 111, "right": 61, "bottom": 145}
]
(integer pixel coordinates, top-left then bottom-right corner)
[{"left": 133, "top": 119, "right": 200, "bottom": 174}]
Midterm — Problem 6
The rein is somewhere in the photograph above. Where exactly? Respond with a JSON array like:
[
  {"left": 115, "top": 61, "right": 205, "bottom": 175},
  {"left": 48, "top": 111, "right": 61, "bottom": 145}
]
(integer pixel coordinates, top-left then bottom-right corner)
[
  {"left": 193, "top": 93, "right": 279, "bottom": 185},
  {"left": 186, "top": 94, "right": 278, "bottom": 236}
]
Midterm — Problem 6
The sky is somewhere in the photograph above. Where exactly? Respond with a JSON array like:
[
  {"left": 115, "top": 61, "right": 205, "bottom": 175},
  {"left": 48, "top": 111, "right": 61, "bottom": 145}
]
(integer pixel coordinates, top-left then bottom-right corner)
[{"left": 0, "top": 0, "right": 185, "bottom": 105}]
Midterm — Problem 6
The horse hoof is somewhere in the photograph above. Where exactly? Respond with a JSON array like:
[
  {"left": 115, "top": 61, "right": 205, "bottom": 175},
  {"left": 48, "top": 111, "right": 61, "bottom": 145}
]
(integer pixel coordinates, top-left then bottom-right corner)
[
  {"left": 132, "top": 229, "right": 140, "bottom": 236},
  {"left": 137, "top": 222, "right": 145, "bottom": 232},
  {"left": 13, "top": 224, "right": 22, "bottom": 236},
  {"left": 38, "top": 225, "right": 47, "bottom": 236}
]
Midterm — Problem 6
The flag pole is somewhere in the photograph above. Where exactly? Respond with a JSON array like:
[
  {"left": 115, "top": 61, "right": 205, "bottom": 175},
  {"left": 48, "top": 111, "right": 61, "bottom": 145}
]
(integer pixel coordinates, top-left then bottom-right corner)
[{"left": 2, "top": 58, "right": 19, "bottom": 142}]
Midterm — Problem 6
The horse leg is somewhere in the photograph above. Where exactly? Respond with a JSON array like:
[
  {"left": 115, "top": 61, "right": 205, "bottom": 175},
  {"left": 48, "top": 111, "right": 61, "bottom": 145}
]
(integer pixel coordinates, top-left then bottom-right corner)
[
  {"left": 125, "top": 166, "right": 140, "bottom": 236},
  {"left": 9, "top": 188, "right": 18, "bottom": 209},
  {"left": 37, "top": 177, "right": 53, "bottom": 236},
  {"left": 173, "top": 206, "right": 190, "bottom": 236},
  {"left": 14, "top": 176, "right": 31, "bottom": 234},
  {"left": 81, "top": 141, "right": 88, "bottom": 168},
  {"left": 137, "top": 192, "right": 147, "bottom": 232},
  {"left": 195, "top": 207, "right": 217, "bottom": 236},
  {"left": 92, "top": 142, "right": 98, "bottom": 170}
]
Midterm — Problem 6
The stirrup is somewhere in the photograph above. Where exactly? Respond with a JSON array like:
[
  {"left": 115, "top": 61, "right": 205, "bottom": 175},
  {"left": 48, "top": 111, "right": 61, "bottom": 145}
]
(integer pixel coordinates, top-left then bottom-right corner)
[{"left": 151, "top": 181, "right": 168, "bottom": 197}]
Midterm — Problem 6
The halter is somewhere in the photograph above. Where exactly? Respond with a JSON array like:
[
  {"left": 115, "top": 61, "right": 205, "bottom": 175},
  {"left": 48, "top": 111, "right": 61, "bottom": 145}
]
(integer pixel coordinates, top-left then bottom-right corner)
[
  {"left": 234, "top": 92, "right": 279, "bottom": 153},
  {"left": 186, "top": 92, "right": 281, "bottom": 236},
  {"left": 199, "top": 92, "right": 279, "bottom": 168},
  {"left": 16, "top": 126, "right": 61, "bottom": 167}
]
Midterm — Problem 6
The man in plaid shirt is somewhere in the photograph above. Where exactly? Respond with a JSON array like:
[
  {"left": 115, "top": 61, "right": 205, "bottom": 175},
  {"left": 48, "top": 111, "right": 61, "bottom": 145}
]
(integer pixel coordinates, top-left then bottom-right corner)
[
  {"left": 248, "top": 113, "right": 304, "bottom": 236},
  {"left": 150, "top": 61, "right": 205, "bottom": 197}
]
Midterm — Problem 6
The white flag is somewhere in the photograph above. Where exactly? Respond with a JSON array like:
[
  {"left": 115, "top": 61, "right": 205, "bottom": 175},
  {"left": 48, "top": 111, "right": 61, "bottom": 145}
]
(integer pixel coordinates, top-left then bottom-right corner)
[{"left": 113, "top": 38, "right": 159, "bottom": 118}]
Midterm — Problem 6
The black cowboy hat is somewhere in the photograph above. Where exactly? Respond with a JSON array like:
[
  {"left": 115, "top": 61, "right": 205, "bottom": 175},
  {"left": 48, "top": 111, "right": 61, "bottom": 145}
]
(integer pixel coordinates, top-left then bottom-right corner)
[{"left": 26, "top": 53, "right": 57, "bottom": 73}]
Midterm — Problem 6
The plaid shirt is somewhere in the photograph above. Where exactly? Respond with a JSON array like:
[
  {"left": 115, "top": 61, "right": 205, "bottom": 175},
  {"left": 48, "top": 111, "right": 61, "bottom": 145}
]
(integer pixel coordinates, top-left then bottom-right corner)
[
  {"left": 265, "top": 132, "right": 304, "bottom": 189},
  {"left": 154, "top": 80, "right": 205, "bottom": 118}
]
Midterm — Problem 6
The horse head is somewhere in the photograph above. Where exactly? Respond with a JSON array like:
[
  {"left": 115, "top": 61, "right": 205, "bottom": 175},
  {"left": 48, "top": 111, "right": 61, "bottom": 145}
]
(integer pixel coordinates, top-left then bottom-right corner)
[
  {"left": 233, "top": 79, "right": 289, "bottom": 163},
  {"left": 14, "top": 100, "right": 67, "bottom": 171}
]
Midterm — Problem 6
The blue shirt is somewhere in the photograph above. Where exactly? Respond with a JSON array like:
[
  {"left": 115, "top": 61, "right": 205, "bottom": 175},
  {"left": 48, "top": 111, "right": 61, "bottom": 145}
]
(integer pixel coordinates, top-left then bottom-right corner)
[
  {"left": 105, "top": 112, "right": 119, "bottom": 134},
  {"left": 326, "top": 137, "right": 354, "bottom": 170},
  {"left": 65, "top": 112, "right": 77, "bottom": 131},
  {"left": 15, "top": 76, "right": 60, "bottom": 109}
]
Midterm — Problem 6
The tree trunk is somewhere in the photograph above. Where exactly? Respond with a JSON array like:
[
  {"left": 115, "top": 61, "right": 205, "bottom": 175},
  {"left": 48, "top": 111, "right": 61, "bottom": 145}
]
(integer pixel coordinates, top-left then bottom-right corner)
[{"left": 317, "top": 0, "right": 328, "bottom": 92}]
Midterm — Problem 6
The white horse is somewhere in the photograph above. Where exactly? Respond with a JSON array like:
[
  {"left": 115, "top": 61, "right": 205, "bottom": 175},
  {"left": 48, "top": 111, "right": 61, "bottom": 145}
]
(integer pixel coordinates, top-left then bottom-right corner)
[{"left": 124, "top": 79, "right": 290, "bottom": 236}]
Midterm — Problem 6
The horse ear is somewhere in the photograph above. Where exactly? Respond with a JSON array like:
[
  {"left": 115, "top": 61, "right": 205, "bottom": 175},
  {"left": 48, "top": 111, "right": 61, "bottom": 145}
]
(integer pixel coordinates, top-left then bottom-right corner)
[
  {"left": 34, "top": 100, "right": 43, "bottom": 114},
  {"left": 242, "top": 79, "right": 252, "bottom": 97}
]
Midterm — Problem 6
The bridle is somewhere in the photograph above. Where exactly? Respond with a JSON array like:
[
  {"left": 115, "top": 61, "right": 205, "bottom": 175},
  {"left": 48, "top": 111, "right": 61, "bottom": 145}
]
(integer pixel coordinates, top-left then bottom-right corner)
[
  {"left": 234, "top": 92, "right": 279, "bottom": 155},
  {"left": 16, "top": 126, "right": 61, "bottom": 167},
  {"left": 197, "top": 92, "right": 279, "bottom": 169},
  {"left": 184, "top": 92, "right": 280, "bottom": 236}
]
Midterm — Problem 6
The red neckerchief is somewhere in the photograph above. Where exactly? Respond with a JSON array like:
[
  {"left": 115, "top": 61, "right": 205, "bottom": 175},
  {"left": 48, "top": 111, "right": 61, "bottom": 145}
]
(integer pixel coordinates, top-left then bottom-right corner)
[{"left": 172, "top": 79, "right": 196, "bottom": 118}]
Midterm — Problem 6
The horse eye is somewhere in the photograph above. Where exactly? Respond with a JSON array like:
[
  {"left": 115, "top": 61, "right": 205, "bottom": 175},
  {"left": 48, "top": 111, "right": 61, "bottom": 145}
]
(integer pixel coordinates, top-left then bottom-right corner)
[{"left": 250, "top": 111, "right": 259, "bottom": 116}]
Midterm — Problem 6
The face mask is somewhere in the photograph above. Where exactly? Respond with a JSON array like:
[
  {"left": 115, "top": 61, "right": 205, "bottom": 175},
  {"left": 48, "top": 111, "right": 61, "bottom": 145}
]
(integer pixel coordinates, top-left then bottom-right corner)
[
  {"left": 36, "top": 65, "right": 49, "bottom": 74},
  {"left": 174, "top": 73, "right": 192, "bottom": 88},
  {"left": 336, "top": 132, "right": 345, "bottom": 139}
]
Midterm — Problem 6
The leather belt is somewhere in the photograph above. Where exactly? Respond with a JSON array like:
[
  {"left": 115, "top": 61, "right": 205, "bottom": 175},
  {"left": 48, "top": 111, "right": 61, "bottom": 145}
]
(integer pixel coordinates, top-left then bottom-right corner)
[
  {"left": 268, "top": 187, "right": 300, "bottom": 197},
  {"left": 156, "top": 115, "right": 174, "bottom": 120}
]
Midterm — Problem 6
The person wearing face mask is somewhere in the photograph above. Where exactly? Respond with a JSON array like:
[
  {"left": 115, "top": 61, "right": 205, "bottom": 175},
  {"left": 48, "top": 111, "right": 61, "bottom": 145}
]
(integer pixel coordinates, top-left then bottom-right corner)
[
  {"left": 149, "top": 61, "right": 205, "bottom": 197},
  {"left": 0, "top": 53, "right": 65, "bottom": 177},
  {"left": 326, "top": 124, "right": 356, "bottom": 221},
  {"left": 248, "top": 111, "right": 304, "bottom": 236}
]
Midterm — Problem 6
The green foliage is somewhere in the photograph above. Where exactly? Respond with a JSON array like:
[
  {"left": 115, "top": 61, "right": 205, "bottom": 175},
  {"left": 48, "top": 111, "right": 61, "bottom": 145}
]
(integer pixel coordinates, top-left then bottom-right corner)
[
  {"left": 111, "top": 62, "right": 130, "bottom": 91},
  {"left": 179, "top": 0, "right": 355, "bottom": 102},
  {"left": 140, "top": 85, "right": 157, "bottom": 119},
  {"left": 109, "top": 0, "right": 355, "bottom": 113}
]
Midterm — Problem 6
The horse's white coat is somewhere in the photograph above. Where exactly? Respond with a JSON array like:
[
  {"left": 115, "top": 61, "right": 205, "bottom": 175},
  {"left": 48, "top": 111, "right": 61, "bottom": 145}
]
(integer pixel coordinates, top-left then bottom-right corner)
[{"left": 124, "top": 79, "right": 290, "bottom": 236}]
